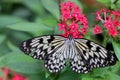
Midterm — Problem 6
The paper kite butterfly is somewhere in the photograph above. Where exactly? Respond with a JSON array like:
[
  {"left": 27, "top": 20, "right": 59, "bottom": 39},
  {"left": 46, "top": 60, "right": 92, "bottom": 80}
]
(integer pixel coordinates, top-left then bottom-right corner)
[{"left": 19, "top": 35, "right": 117, "bottom": 73}]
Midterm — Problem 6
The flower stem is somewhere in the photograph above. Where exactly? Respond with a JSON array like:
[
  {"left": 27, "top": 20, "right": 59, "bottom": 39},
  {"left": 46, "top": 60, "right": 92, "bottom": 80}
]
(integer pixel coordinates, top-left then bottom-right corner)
[{"left": 102, "top": 31, "right": 109, "bottom": 47}]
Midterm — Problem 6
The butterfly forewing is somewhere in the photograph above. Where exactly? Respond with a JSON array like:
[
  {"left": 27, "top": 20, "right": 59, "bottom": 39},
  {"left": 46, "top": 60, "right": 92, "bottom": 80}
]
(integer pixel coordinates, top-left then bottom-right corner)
[{"left": 20, "top": 35, "right": 66, "bottom": 60}]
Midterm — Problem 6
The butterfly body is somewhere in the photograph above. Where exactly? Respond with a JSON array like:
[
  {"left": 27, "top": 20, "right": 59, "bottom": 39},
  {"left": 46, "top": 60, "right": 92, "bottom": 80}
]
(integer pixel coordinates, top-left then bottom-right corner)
[{"left": 20, "top": 35, "right": 117, "bottom": 73}]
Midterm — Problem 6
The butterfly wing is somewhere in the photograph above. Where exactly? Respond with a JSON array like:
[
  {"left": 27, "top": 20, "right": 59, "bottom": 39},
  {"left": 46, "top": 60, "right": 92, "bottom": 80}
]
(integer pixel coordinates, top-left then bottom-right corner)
[
  {"left": 20, "top": 35, "right": 68, "bottom": 72},
  {"left": 69, "top": 38, "right": 117, "bottom": 73},
  {"left": 20, "top": 35, "right": 65, "bottom": 59}
]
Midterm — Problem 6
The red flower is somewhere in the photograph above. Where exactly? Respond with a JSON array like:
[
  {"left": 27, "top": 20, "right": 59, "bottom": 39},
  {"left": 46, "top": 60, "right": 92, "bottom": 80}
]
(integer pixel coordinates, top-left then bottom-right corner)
[
  {"left": 70, "top": 22, "right": 78, "bottom": 30},
  {"left": 58, "top": 22, "right": 67, "bottom": 31},
  {"left": 58, "top": 0, "right": 89, "bottom": 38},
  {"left": 11, "top": 74, "right": 28, "bottom": 80},
  {"left": 104, "top": 21, "right": 113, "bottom": 30},
  {"left": 93, "top": 25, "right": 101, "bottom": 34},
  {"left": 109, "top": 29, "right": 118, "bottom": 37},
  {"left": 0, "top": 68, "right": 29, "bottom": 80},
  {"left": 94, "top": 9, "right": 120, "bottom": 37},
  {"left": 2, "top": 67, "right": 10, "bottom": 76}
]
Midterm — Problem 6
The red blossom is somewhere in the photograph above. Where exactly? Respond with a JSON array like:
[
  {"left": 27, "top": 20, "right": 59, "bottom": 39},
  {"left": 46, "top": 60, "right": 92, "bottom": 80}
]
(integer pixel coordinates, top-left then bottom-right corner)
[
  {"left": 58, "top": 22, "right": 67, "bottom": 31},
  {"left": 109, "top": 29, "right": 118, "bottom": 37},
  {"left": 70, "top": 22, "right": 78, "bottom": 30},
  {"left": 2, "top": 67, "right": 10, "bottom": 76},
  {"left": 58, "top": 0, "right": 89, "bottom": 38},
  {"left": 0, "top": 77, "right": 3, "bottom": 80},
  {"left": 93, "top": 25, "right": 101, "bottom": 34},
  {"left": 104, "top": 21, "right": 113, "bottom": 30},
  {"left": 0, "top": 68, "right": 29, "bottom": 80},
  {"left": 94, "top": 9, "right": 120, "bottom": 37},
  {"left": 11, "top": 74, "right": 28, "bottom": 80}
]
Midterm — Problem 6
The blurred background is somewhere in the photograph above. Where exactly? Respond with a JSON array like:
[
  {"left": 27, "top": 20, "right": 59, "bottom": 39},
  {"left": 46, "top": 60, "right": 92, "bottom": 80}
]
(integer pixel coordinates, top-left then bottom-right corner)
[{"left": 0, "top": 0, "right": 120, "bottom": 80}]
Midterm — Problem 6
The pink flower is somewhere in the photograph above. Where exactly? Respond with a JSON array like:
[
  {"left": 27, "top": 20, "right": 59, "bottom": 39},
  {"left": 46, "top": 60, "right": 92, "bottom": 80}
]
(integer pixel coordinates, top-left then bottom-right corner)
[
  {"left": 93, "top": 25, "right": 101, "bottom": 34},
  {"left": 104, "top": 21, "right": 113, "bottom": 30},
  {"left": 11, "top": 74, "right": 28, "bottom": 80},
  {"left": 81, "top": 28, "right": 87, "bottom": 35},
  {"left": 94, "top": 9, "right": 120, "bottom": 37},
  {"left": 0, "top": 77, "right": 3, "bottom": 80},
  {"left": 0, "top": 67, "right": 29, "bottom": 80},
  {"left": 109, "top": 29, "right": 118, "bottom": 37},
  {"left": 59, "top": 0, "right": 89, "bottom": 38},
  {"left": 58, "top": 22, "right": 67, "bottom": 31},
  {"left": 70, "top": 22, "right": 78, "bottom": 30},
  {"left": 2, "top": 67, "right": 10, "bottom": 76}
]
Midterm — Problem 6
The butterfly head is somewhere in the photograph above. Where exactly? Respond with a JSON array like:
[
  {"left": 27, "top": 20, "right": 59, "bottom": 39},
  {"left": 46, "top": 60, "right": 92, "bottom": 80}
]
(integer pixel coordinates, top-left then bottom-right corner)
[{"left": 68, "top": 35, "right": 73, "bottom": 40}]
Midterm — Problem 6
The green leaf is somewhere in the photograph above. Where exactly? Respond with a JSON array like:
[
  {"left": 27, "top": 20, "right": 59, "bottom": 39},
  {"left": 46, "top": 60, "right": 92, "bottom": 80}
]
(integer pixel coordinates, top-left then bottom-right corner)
[
  {"left": 22, "top": 0, "right": 45, "bottom": 15},
  {"left": 97, "top": 0, "right": 110, "bottom": 3},
  {"left": 1, "top": 0, "right": 22, "bottom": 3},
  {"left": 0, "top": 35, "right": 6, "bottom": 44},
  {"left": 110, "top": 62, "right": 120, "bottom": 73},
  {"left": 28, "top": 74, "right": 46, "bottom": 80},
  {"left": 35, "top": 16, "right": 57, "bottom": 27},
  {"left": 57, "top": 70, "right": 79, "bottom": 80},
  {"left": 71, "top": 0, "right": 82, "bottom": 8},
  {"left": 110, "top": 3, "right": 116, "bottom": 9},
  {"left": 7, "top": 22, "right": 53, "bottom": 32},
  {"left": 112, "top": 39, "right": 120, "bottom": 61},
  {"left": 45, "top": 72, "right": 51, "bottom": 79},
  {"left": 105, "top": 71, "right": 120, "bottom": 80},
  {"left": 0, "top": 15, "right": 25, "bottom": 27},
  {"left": 41, "top": 0, "right": 59, "bottom": 20},
  {"left": 82, "top": 77, "right": 93, "bottom": 80},
  {"left": 7, "top": 41, "right": 19, "bottom": 51},
  {"left": 0, "top": 52, "right": 44, "bottom": 74}
]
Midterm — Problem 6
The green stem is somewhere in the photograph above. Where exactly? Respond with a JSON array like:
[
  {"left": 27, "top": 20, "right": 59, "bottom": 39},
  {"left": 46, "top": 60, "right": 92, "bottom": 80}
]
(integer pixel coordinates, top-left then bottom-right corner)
[{"left": 102, "top": 31, "right": 109, "bottom": 47}]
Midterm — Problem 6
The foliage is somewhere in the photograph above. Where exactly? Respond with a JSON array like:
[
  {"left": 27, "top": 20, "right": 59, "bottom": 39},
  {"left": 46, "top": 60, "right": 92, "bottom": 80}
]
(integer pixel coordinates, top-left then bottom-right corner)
[{"left": 0, "top": 0, "right": 120, "bottom": 80}]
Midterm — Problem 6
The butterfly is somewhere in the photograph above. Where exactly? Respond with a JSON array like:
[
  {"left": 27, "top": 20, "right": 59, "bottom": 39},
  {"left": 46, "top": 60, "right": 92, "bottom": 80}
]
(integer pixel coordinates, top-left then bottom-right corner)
[{"left": 19, "top": 35, "right": 117, "bottom": 73}]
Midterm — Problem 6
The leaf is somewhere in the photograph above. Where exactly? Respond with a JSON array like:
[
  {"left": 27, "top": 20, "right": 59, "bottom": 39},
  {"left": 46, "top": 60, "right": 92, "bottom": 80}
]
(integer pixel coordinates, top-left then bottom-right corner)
[
  {"left": 57, "top": 70, "right": 79, "bottom": 80},
  {"left": 35, "top": 16, "right": 57, "bottom": 27},
  {"left": 28, "top": 74, "right": 46, "bottom": 80},
  {"left": 97, "top": 0, "right": 110, "bottom": 3},
  {"left": 71, "top": 0, "right": 82, "bottom": 8},
  {"left": 45, "top": 72, "right": 51, "bottom": 79},
  {"left": 105, "top": 71, "right": 120, "bottom": 80},
  {"left": 112, "top": 39, "right": 120, "bottom": 61},
  {"left": 7, "top": 22, "right": 53, "bottom": 32},
  {"left": 7, "top": 41, "right": 19, "bottom": 51},
  {"left": 0, "top": 35, "right": 6, "bottom": 44},
  {"left": 110, "top": 3, "right": 116, "bottom": 9},
  {"left": 82, "top": 77, "right": 93, "bottom": 80},
  {"left": 22, "top": 0, "right": 45, "bottom": 15},
  {"left": 1, "top": 0, "right": 22, "bottom": 3},
  {"left": 41, "top": 0, "right": 59, "bottom": 20},
  {"left": 0, "top": 15, "right": 25, "bottom": 27},
  {"left": 0, "top": 52, "right": 44, "bottom": 74}
]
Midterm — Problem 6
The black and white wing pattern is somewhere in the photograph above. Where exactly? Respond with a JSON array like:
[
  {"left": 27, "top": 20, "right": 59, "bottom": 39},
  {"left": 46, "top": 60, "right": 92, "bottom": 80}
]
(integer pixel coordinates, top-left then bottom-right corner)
[
  {"left": 20, "top": 35, "right": 68, "bottom": 72},
  {"left": 69, "top": 38, "right": 117, "bottom": 73},
  {"left": 20, "top": 35, "right": 117, "bottom": 73}
]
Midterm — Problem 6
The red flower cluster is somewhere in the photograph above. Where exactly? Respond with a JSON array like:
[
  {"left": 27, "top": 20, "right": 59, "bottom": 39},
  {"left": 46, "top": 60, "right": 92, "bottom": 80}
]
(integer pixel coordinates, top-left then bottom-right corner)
[
  {"left": 93, "top": 9, "right": 120, "bottom": 37},
  {"left": 58, "top": 0, "right": 89, "bottom": 38},
  {"left": 0, "top": 68, "right": 28, "bottom": 80}
]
